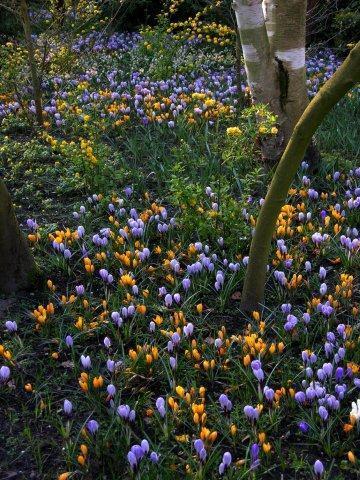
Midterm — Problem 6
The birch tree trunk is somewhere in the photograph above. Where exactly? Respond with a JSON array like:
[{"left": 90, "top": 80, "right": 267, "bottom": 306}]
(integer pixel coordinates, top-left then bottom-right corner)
[
  {"left": 240, "top": 42, "right": 360, "bottom": 310},
  {"left": 19, "top": 0, "right": 44, "bottom": 126},
  {"left": 0, "top": 179, "right": 37, "bottom": 294},
  {"left": 234, "top": 0, "right": 310, "bottom": 161},
  {"left": 267, "top": 0, "right": 308, "bottom": 143},
  {"left": 233, "top": 0, "right": 284, "bottom": 161}
]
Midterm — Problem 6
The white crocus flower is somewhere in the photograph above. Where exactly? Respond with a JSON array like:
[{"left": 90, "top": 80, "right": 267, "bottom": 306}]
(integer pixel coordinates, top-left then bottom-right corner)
[{"left": 350, "top": 399, "right": 360, "bottom": 423}]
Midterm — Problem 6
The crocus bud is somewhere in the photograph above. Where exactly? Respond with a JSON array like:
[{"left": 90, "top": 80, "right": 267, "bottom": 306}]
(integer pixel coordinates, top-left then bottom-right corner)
[
  {"left": 313, "top": 460, "right": 324, "bottom": 477},
  {"left": 87, "top": 419, "right": 99, "bottom": 435},
  {"left": 0, "top": 365, "right": 10, "bottom": 382},
  {"left": 63, "top": 399, "right": 73, "bottom": 415}
]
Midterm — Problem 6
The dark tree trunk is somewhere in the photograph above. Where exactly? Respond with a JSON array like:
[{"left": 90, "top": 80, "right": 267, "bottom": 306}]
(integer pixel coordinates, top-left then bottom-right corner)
[{"left": 0, "top": 179, "right": 37, "bottom": 294}]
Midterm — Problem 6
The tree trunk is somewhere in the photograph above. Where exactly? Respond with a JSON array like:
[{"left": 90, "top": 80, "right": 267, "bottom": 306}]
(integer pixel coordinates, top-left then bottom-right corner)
[
  {"left": 266, "top": 0, "right": 309, "bottom": 143},
  {"left": 235, "top": 31, "right": 246, "bottom": 108},
  {"left": 240, "top": 41, "right": 360, "bottom": 310},
  {"left": 233, "top": 0, "right": 285, "bottom": 162},
  {"left": 263, "top": 0, "right": 321, "bottom": 169},
  {"left": 0, "top": 179, "right": 37, "bottom": 294},
  {"left": 20, "top": 0, "right": 43, "bottom": 126},
  {"left": 234, "top": 0, "right": 312, "bottom": 162}
]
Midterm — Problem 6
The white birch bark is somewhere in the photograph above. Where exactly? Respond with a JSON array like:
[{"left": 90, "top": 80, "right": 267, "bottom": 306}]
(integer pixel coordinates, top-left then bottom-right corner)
[
  {"left": 234, "top": 0, "right": 309, "bottom": 160},
  {"left": 233, "top": 0, "right": 284, "bottom": 161},
  {"left": 267, "top": 0, "right": 308, "bottom": 143},
  {"left": 232, "top": 1, "right": 281, "bottom": 109}
]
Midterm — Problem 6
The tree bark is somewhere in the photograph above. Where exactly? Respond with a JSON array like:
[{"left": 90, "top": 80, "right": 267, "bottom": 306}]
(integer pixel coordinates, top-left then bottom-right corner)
[
  {"left": 235, "top": 30, "right": 246, "bottom": 107},
  {"left": 265, "top": 0, "right": 309, "bottom": 143},
  {"left": 19, "top": 0, "right": 43, "bottom": 126},
  {"left": 233, "top": 0, "right": 279, "bottom": 110},
  {"left": 241, "top": 41, "right": 360, "bottom": 310},
  {"left": 234, "top": 0, "right": 313, "bottom": 162},
  {"left": 0, "top": 179, "right": 37, "bottom": 294},
  {"left": 233, "top": 0, "right": 285, "bottom": 161}
]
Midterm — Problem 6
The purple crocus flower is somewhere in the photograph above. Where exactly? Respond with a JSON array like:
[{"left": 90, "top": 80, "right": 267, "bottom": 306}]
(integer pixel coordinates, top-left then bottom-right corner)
[
  {"left": 171, "top": 332, "right": 181, "bottom": 346},
  {"left": 318, "top": 406, "right": 329, "bottom": 421},
  {"left": 281, "top": 303, "right": 292, "bottom": 314},
  {"left": 75, "top": 284, "right": 85, "bottom": 296},
  {"left": 158, "top": 286, "right": 167, "bottom": 296},
  {"left": 295, "top": 391, "right": 306, "bottom": 404},
  {"left": 219, "top": 451, "right": 232, "bottom": 475},
  {"left": 194, "top": 439, "right": 207, "bottom": 462},
  {"left": 337, "top": 347, "right": 346, "bottom": 359},
  {"left": 156, "top": 397, "right": 166, "bottom": 417},
  {"left": 284, "top": 314, "right": 298, "bottom": 332},
  {"left": 5, "top": 321, "right": 17, "bottom": 332},
  {"left": 99, "top": 268, "right": 113, "bottom": 283},
  {"left": 298, "top": 421, "right": 309, "bottom": 433},
  {"left": 183, "top": 323, "right": 194, "bottom": 337},
  {"left": 0, "top": 366, "right": 10, "bottom": 382},
  {"left": 223, "top": 452, "right": 232, "bottom": 466},
  {"left": 182, "top": 278, "right": 191, "bottom": 291},
  {"left": 63, "top": 249, "right": 72, "bottom": 259},
  {"left": 63, "top": 399, "right": 73, "bottom": 415},
  {"left": 80, "top": 355, "right": 91, "bottom": 369},
  {"left": 244, "top": 405, "right": 259, "bottom": 420},
  {"left": 169, "top": 356, "right": 177, "bottom": 370},
  {"left": 124, "top": 186, "right": 133, "bottom": 198},
  {"left": 27, "top": 218, "right": 38, "bottom": 231},
  {"left": 65, "top": 335, "right": 73, "bottom": 347},
  {"left": 219, "top": 394, "right": 232, "bottom": 412},
  {"left": 107, "top": 384, "right": 116, "bottom": 397},
  {"left": 251, "top": 360, "right": 264, "bottom": 382},
  {"left": 336, "top": 324, "right": 346, "bottom": 337},
  {"left": 107, "top": 359, "right": 115, "bottom": 372},
  {"left": 87, "top": 419, "right": 99, "bottom": 434},
  {"left": 150, "top": 451, "right": 159, "bottom": 463},
  {"left": 319, "top": 267, "right": 326, "bottom": 279},
  {"left": 111, "top": 311, "right": 123, "bottom": 327},
  {"left": 127, "top": 451, "right": 137, "bottom": 469},
  {"left": 164, "top": 294, "right": 173, "bottom": 307},
  {"left": 314, "top": 460, "right": 324, "bottom": 477},
  {"left": 322, "top": 363, "right": 333, "bottom": 377},
  {"left": 117, "top": 404, "right": 136, "bottom": 421},
  {"left": 263, "top": 386, "right": 275, "bottom": 402},
  {"left": 251, "top": 360, "right": 261, "bottom": 370},
  {"left": 141, "top": 439, "right": 149, "bottom": 454},
  {"left": 194, "top": 438, "right": 204, "bottom": 455},
  {"left": 308, "top": 188, "right": 319, "bottom": 200},
  {"left": 250, "top": 443, "right": 260, "bottom": 469}
]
